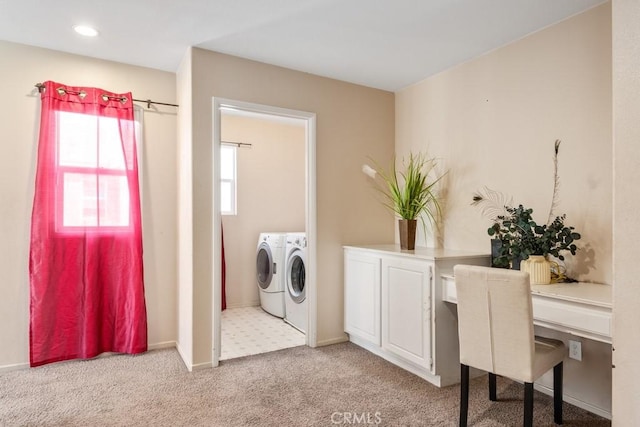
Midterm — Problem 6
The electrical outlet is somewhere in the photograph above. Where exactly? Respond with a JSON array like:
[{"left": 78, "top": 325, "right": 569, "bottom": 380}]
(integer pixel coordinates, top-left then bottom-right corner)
[{"left": 569, "top": 340, "right": 582, "bottom": 361}]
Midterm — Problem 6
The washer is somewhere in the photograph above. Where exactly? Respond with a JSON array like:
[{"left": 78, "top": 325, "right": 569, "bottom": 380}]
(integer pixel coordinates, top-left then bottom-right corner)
[
  {"left": 256, "top": 232, "right": 287, "bottom": 318},
  {"left": 284, "top": 232, "right": 307, "bottom": 333}
]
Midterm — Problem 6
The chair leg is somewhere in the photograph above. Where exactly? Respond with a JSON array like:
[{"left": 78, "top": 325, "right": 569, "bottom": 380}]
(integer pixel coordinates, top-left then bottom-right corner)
[
  {"left": 554, "top": 362, "right": 563, "bottom": 425},
  {"left": 524, "top": 382, "right": 534, "bottom": 427},
  {"left": 489, "top": 372, "right": 497, "bottom": 401},
  {"left": 460, "top": 364, "right": 469, "bottom": 427}
]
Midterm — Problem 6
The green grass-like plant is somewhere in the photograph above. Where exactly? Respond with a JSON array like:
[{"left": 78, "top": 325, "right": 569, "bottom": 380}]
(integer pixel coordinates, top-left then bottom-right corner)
[{"left": 368, "top": 152, "right": 446, "bottom": 228}]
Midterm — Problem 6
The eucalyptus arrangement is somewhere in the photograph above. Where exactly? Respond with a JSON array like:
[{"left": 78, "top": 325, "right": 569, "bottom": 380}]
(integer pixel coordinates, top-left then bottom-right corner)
[
  {"left": 363, "top": 151, "right": 446, "bottom": 249},
  {"left": 471, "top": 140, "right": 581, "bottom": 282},
  {"left": 488, "top": 204, "right": 581, "bottom": 269}
]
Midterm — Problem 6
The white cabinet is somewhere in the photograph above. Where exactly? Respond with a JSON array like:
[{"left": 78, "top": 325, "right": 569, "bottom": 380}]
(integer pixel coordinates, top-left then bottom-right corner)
[
  {"left": 344, "top": 251, "right": 381, "bottom": 345},
  {"left": 382, "top": 257, "right": 431, "bottom": 367},
  {"left": 344, "top": 245, "right": 489, "bottom": 387}
]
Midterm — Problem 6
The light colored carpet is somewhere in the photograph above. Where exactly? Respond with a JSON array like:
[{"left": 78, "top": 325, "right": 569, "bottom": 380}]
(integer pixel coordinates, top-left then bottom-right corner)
[{"left": 0, "top": 343, "right": 609, "bottom": 426}]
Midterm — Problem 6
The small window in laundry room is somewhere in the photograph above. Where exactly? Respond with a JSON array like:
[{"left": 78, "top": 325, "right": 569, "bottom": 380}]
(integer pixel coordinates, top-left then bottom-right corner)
[{"left": 220, "top": 144, "right": 237, "bottom": 215}]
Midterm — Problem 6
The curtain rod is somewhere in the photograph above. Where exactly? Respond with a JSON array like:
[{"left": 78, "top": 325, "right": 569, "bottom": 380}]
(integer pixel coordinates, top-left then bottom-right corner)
[
  {"left": 222, "top": 141, "right": 252, "bottom": 148},
  {"left": 34, "top": 83, "right": 179, "bottom": 108}
]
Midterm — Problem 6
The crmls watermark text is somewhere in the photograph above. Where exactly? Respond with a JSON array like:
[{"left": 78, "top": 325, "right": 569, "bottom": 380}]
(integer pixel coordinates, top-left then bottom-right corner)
[{"left": 331, "top": 411, "right": 382, "bottom": 425}]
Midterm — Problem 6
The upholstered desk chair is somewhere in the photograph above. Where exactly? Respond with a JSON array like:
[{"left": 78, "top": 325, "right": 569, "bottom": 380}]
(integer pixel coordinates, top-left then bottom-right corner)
[{"left": 453, "top": 265, "right": 566, "bottom": 427}]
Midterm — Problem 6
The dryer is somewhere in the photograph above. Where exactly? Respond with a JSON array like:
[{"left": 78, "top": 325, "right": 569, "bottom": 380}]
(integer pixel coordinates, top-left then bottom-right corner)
[
  {"left": 284, "top": 232, "right": 307, "bottom": 333},
  {"left": 256, "top": 232, "right": 287, "bottom": 318}
]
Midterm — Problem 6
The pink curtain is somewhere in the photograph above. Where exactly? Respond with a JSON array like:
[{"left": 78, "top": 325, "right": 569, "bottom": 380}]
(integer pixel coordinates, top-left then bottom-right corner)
[
  {"left": 29, "top": 81, "right": 147, "bottom": 367},
  {"left": 221, "top": 224, "right": 226, "bottom": 311}
]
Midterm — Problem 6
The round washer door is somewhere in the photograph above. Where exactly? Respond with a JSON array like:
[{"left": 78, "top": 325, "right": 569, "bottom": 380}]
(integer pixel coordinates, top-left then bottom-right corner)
[
  {"left": 287, "top": 249, "right": 306, "bottom": 303},
  {"left": 256, "top": 242, "right": 273, "bottom": 290}
]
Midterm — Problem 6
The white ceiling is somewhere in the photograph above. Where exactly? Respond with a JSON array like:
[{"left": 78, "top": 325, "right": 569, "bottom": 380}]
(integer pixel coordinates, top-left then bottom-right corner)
[{"left": 0, "top": 0, "right": 605, "bottom": 91}]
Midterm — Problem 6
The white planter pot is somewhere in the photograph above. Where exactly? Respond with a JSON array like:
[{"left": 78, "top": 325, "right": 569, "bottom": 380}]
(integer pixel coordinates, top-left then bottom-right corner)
[{"left": 521, "top": 255, "right": 551, "bottom": 285}]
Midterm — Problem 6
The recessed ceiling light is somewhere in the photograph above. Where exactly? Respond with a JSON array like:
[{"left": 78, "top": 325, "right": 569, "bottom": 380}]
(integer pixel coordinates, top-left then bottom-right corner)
[{"left": 73, "top": 25, "right": 99, "bottom": 37}]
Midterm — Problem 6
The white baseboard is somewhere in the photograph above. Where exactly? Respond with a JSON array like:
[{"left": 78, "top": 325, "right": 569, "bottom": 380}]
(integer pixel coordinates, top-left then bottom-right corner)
[
  {"left": 191, "top": 360, "right": 213, "bottom": 370},
  {"left": 174, "top": 342, "right": 212, "bottom": 371},
  {"left": 148, "top": 341, "right": 177, "bottom": 350},
  {"left": 175, "top": 342, "right": 192, "bottom": 371},
  {"left": 316, "top": 335, "right": 349, "bottom": 347},
  {"left": 0, "top": 361, "right": 30, "bottom": 373},
  {"left": 0, "top": 341, "right": 178, "bottom": 373},
  {"left": 349, "top": 335, "right": 443, "bottom": 387},
  {"left": 534, "top": 383, "right": 612, "bottom": 420},
  {"left": 224, "top": 302, "right": 261, "bottom": 309}
]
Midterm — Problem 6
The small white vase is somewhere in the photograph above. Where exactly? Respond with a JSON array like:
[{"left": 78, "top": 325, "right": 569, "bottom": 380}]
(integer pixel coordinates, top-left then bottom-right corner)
[{"left": 521, "top": 255, "right": 552, "bottom": 285}]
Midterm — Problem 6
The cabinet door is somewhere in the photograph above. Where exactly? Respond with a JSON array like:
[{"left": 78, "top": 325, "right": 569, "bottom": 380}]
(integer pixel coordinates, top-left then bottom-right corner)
[
  {"left": 381, "top": 257, "right": 432, "bottom": 368},
  {"left": 344, "top": 251, "right": 381, "bottom": 345}
]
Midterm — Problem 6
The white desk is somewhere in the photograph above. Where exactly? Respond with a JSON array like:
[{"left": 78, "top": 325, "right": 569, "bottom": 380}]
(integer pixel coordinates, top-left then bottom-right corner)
[{"left": 441, "top": 274, "right": 612, "bottom": 344}]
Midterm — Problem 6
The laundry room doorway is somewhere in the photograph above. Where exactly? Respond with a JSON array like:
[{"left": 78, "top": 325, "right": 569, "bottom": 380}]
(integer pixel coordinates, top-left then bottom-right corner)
[{"left": 211, "top": 98, "right": 316, "bottom": 367}]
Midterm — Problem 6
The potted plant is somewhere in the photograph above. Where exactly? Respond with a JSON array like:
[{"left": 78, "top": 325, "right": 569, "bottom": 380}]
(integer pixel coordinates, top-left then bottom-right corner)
[
  {"left": 363, "top": 152, "right": 446, "bottom": 250},
  {"left": 472, "top": 140, "right": 582, "bottom": 283},
  {"left": 488, "top": 204, "right": 581, "bottom": 283}
]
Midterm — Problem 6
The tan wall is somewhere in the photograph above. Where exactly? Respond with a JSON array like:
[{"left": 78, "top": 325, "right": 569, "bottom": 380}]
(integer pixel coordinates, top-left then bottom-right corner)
[
  {"left": 221, "top": 114, "right": 305, "bottom": 308},
  {"left": 396, "top": 4, "right": 612, "bottom": 416},
  {"left": 176, "top": 48, "right": 194, "bottom": 364},
  {"left": 0, "top": 41, "right": 178, "bottom": 369},
  {"left": 181, "top": 48, "right": 395, "bottom": 365},
  {"left": 612, "top": 0, "right": 640, "bottom": 423}
]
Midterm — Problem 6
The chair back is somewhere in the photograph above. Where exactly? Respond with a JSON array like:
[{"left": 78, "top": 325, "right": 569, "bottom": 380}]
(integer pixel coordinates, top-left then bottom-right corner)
[{"left": 454, "top": 265, "right": 535, "bottom": 381}]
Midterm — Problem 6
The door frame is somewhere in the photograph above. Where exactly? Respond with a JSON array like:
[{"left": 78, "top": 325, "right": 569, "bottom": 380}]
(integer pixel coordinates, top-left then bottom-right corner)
[{"left": 211, "top": 97, "right": 317, "bottom": 366}]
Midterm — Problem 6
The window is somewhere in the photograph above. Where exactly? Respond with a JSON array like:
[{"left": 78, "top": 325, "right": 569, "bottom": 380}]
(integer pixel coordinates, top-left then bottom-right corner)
[
  {"left": 56, "top": 111, "right": 138, "bottom": 231},
  {"left": 220, "top": 144, "right": 237, "bottom": 215}
]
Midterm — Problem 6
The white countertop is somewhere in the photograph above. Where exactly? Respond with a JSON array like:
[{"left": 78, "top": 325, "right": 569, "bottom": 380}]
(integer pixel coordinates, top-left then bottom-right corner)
[
  {"left": 441, "top": 273, "right": 612, "bottom": 309},
  {"left": 531, "top": 282, "right": 612, "bottom": 308},
  {"left": 440, "top": 273, "right": 612, "bottom": 343},
  {"left": 344, "top": 244, "right": 490, "bottom": 261}
]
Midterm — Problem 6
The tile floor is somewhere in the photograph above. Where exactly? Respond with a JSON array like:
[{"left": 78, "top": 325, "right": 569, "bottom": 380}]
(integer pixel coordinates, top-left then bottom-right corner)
[{"left": 220, "top": 306, "right": 306, "bottom": 360}]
